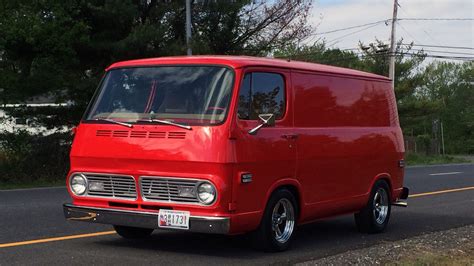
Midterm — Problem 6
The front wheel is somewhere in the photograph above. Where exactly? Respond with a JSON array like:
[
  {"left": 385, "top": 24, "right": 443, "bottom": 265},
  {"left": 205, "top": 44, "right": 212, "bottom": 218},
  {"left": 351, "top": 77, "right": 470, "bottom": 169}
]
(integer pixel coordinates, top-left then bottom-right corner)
[
  {"left": 253, "top": 189, "right": 297, "bottom": 252},
  {"left": 354, "top": 180, "right": 391, "bottom": 233},
  {"left": 113, "top": 225, "right": 154, "bottom": 239}
]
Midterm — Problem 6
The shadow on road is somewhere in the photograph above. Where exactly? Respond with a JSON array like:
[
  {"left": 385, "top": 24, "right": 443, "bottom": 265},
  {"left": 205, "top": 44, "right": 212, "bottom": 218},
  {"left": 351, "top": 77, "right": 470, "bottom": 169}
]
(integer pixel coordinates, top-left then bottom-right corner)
[{"left": 90, "top": 205, "right": 474, "bottom": 263}]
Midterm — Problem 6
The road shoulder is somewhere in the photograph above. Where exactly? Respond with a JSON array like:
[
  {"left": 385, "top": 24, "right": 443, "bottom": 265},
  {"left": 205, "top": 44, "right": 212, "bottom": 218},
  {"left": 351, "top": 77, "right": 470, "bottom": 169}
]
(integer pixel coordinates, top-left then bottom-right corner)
[{"left": 298, "top": 224, "right": 474, "bottom": 265}]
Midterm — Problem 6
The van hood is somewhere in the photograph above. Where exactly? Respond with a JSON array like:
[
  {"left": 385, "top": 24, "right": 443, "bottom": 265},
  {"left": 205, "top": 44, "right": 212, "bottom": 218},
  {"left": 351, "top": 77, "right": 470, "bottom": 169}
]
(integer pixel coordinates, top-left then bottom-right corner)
[{"left": 69, "top": 123, "right": 233, "bottom": 175}]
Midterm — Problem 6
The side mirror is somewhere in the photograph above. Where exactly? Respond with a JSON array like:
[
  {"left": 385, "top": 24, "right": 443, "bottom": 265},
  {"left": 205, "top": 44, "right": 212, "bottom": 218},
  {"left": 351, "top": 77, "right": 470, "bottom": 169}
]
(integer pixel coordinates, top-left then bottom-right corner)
[{"left": 248, "top": 113, "right": 275, "bottom": 135}]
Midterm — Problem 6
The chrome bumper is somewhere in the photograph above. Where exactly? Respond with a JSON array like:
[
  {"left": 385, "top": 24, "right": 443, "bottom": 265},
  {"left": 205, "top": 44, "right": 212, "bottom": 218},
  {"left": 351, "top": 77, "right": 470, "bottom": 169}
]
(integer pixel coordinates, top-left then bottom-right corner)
[{"left": 63, "top": 204, "right": 230, "bottom": 234}]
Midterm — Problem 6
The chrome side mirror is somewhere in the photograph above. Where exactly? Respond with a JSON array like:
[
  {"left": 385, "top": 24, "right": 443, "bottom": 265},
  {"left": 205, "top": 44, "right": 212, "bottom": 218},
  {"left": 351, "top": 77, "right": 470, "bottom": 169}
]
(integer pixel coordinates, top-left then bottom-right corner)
[{"left": 248, "top": 114, "right": 275, "bottom": 135}]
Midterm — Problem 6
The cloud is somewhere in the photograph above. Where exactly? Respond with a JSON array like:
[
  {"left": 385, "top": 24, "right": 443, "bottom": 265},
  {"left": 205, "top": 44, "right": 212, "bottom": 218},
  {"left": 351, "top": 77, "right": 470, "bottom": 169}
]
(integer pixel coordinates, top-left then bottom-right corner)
[{"left": 307, "top": 0, "right": 474, "bottom": 53}]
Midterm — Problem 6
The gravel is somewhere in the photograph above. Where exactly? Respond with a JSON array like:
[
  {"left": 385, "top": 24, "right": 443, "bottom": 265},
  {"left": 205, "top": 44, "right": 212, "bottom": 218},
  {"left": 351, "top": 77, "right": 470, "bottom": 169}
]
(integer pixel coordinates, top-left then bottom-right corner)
[{"left": 297, "top": 224, "right": 474, "bottom": 265}]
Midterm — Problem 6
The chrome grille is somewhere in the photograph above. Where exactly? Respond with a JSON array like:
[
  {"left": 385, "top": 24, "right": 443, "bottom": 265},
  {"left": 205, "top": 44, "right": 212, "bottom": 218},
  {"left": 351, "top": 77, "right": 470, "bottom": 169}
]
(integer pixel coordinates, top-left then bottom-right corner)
[
  {"left": 140, "top": 177, "right": 199, "bottom": 203},
  {"left": 85, "top": 173, "right": 137, "bottom": 200}
]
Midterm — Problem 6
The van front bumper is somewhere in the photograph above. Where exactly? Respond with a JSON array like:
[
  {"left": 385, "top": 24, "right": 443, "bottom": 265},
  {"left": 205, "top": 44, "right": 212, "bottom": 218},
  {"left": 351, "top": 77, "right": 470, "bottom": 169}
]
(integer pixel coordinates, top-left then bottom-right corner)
[{"left": 63, "top": 203, "right": 230, "bottom": 234}]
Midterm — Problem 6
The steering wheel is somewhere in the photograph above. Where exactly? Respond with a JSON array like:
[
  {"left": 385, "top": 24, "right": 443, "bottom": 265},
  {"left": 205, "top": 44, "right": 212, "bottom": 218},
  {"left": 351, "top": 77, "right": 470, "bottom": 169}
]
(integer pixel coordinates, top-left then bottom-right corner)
[{"left": 205, "top": 106, "right": 226, "bottom": 114}]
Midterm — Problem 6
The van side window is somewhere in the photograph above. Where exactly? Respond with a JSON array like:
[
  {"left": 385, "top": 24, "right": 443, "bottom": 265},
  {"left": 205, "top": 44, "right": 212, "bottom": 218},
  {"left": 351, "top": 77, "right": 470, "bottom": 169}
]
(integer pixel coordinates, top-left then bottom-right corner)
[
  {"left": 237, "top": 73, "right": 251, "bottom": 120},
  {"left": 237, "top": 72, "right": 285, "bottom": 120}
]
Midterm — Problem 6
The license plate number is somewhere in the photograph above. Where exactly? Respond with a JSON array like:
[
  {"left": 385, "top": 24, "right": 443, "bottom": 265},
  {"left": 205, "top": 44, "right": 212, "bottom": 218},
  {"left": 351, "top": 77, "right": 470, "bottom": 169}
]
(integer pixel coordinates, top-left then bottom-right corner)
[{"left": 158, "top": 210, "right": 190, "bottom": 230}]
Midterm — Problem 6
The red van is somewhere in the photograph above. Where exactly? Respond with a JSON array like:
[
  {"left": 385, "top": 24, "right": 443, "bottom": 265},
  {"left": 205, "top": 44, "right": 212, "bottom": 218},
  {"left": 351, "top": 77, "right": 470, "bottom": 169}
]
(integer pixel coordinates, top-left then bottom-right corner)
[{"left": 64, "top": 56, "right": 408, "bottom": 251}]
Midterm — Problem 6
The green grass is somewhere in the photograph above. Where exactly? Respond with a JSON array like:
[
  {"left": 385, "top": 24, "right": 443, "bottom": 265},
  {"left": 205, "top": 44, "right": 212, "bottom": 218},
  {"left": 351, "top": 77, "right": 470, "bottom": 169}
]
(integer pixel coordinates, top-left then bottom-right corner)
[{"left": 405, "top": 153, "right": 470, "bottom": 166}]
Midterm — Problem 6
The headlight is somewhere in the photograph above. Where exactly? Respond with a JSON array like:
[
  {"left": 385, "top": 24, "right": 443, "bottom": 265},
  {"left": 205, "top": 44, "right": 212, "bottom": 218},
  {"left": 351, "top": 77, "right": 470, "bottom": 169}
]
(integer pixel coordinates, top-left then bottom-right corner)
[
  {"left": 70, "top": 174, "right": 87, "bottom": 195},
  {"left": 197, "top": 182, "right": 216, "bottom": 205}
]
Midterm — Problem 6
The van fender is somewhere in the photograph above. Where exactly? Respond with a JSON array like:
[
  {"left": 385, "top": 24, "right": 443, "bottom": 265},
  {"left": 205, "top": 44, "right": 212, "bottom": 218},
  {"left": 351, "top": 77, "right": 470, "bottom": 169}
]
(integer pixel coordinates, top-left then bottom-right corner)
[
  {"left": 263, "top": 178, "right": 304, "bottom": 218},
  {"left": 367, "top": 173, "right": 394, "bottom": 201}
]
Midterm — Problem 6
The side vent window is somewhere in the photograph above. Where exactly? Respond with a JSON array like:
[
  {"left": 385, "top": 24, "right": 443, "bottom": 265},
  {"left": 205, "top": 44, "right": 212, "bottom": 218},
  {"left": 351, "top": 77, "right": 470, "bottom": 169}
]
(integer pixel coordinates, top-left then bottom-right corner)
[{"left": 237, "top": 72, "right": 285, "bottom": 120}]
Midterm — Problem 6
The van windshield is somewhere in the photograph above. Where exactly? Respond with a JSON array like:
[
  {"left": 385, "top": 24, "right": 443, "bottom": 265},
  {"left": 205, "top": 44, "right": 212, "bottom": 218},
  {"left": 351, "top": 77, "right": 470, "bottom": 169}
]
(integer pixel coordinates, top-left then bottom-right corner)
[{"left": 86, "top": 66, "right": 234, "bottom": 125}]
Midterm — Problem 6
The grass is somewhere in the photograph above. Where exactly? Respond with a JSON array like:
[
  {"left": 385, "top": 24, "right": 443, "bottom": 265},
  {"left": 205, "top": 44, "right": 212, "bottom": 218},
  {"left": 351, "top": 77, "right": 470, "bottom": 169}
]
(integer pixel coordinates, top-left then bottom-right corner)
[
  {"left": 389, "top": 248, "right": 474, "bottom": 266},
  {"left": 405, "top": 153, "right": 470, "bottom": 166},
  {"left": 0, "top": 152, "right": 66, "bottom": 190},
  {"left": 0, "top": 152, "right": 470, "bottom": 190}
]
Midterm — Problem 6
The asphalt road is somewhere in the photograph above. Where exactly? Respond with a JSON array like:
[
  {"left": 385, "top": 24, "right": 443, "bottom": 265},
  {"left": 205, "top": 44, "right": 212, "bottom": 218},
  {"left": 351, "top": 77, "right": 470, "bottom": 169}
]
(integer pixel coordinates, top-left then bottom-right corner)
[{"left": 1, "top": 163, "right": 473, "bottom": 265}]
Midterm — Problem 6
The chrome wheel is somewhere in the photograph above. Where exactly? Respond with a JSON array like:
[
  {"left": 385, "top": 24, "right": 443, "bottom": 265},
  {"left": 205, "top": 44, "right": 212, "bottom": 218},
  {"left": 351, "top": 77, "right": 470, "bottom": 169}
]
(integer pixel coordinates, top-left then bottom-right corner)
[
  {"left": 271, "top": 198, "right": 295, "bottom": 244},
  {"left": 373, "top": 188, "right": 389, "bottom": 224}
]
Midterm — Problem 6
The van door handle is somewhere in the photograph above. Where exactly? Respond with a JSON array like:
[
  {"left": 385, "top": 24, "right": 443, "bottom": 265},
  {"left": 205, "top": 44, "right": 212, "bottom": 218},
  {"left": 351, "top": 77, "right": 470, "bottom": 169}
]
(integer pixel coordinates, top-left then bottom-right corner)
[{"left": 281, "top": 134, "right": 298, "bottom": 140}]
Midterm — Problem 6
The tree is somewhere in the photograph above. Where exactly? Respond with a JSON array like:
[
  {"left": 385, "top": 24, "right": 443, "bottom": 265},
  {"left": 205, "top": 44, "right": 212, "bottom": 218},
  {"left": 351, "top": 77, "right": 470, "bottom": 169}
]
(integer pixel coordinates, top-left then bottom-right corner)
[
  {"left": 418, "top": 61, "right": 474, "bottom": 153},
  {"left": 0, "top": 0, "right": 313, "bottom": 183},
  {"left": 0, "top": 0, "right": 313, "bottom": 122},
  {"left": 273, "top": 42, "right": 364, "bottom": 69},
  {"left": 0, "top": 0, "right": 90, "bottom": 104}
]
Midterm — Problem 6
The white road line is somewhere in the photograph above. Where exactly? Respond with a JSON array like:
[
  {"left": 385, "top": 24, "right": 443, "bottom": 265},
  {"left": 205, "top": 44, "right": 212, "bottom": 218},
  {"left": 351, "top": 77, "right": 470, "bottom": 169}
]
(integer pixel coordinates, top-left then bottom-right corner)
[{"left": 429, "top": 172, "right": 463, "bottom": 176}]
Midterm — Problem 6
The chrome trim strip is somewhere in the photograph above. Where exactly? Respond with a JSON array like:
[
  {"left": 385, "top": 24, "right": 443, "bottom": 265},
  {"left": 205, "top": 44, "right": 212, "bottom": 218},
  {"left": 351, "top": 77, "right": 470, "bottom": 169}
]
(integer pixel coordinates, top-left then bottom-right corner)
[
  {"left": 63, "top": 203, "right": 228, "bottom": 220},
  {"left": 63, "top": 203, "right": 230, "bottom": 234}
]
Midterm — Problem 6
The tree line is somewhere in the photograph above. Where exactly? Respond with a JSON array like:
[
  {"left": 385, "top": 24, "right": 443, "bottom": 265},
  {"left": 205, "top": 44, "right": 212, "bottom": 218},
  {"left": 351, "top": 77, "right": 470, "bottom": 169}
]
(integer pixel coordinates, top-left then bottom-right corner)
[{"left": 0, "top": 1, "right": 472, "bottom": 177}]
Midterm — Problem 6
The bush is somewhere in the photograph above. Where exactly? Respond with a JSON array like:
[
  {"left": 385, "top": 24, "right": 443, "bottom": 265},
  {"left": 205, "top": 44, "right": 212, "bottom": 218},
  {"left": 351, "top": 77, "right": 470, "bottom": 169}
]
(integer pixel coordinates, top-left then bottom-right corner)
[
  {"left": 415, "top": 134, "right": 432, "bottom": 155},
  {"left": 405, "top": 152, "right": 469, "bottom": 166},
  {"left": 0, "top": 131, "right": 72, "bottom": 185}
]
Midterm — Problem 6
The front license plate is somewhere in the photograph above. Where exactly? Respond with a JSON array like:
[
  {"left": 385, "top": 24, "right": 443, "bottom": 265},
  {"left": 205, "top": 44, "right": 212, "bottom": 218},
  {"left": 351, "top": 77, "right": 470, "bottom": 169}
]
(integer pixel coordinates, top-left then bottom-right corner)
[{"left": 158, "top": 210, "right": 190, "bottom": 230}]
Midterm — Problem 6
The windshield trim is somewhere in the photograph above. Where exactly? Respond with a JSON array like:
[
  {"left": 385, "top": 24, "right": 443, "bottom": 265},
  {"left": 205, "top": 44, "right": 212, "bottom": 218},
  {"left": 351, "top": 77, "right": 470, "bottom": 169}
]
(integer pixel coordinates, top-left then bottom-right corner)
[{"left": 81, "top": 64, "right": 236, "bottom": 127}]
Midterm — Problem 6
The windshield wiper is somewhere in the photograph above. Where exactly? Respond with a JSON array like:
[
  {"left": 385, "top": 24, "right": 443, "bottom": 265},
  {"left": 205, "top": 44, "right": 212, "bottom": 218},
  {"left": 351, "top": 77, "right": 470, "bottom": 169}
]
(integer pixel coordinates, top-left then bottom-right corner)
[
  {"left": 136, "top": 118, "right": 192, "bottom": 130},
  {"left": 94, "top": 118, "right": 133, "bottom": 128}
]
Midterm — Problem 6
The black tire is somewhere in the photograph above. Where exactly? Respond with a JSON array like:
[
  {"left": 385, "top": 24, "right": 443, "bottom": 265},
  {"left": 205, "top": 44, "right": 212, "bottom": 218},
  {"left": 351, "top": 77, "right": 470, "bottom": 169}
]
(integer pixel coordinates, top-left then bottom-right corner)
[
  {"left": 113, "top": 225, "right": 154, "bottom": 239},
  {"left": 253, "top": 189, "right": 298, "bottom": 252},
  {"left": 354, "top": 180, "right": 391, "bottom": 234}
]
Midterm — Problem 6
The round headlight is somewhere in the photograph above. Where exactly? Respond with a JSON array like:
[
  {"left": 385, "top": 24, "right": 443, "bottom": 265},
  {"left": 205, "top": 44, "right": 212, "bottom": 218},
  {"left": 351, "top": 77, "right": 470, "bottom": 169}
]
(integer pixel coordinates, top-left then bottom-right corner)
[
  {"left": 197, "top": 182, "right": 216, "bottom": 205},
  {"left": 70, "top": 174, "right": 87, "bottom": 195}
]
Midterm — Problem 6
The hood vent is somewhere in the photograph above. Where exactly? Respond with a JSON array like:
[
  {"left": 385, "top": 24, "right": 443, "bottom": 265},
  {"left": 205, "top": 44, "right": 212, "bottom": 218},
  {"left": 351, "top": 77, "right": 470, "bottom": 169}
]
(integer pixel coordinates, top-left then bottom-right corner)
[
  {"left": 96, "top": 130, "right": 112, "bottom": 137},
  {"left": 130, "top": 131, "right": 147, "bottom": 138},
  {"left": 113, "top": 130, "right": 129, "bottom": 138},
  {"left": 168, "top": 132, "right": 186, "bottom": 139},
  {"left": 96, "top": 130, "right": 186, "bottom": 139},
  {"left": 148, "top": 131, "right": 166, "bottom": 138}
]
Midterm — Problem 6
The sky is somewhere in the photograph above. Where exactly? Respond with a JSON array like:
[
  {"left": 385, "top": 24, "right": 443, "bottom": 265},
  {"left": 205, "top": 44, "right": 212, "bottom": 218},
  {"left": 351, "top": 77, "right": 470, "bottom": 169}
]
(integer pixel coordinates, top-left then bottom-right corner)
[{"left": 307, "top": 0, "right": 473, "bottom": 61}]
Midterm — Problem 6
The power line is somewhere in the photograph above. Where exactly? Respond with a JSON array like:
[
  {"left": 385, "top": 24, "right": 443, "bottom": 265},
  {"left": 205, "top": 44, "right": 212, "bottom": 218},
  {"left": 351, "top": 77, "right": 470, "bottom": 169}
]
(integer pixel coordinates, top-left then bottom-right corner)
[
  {"left": 310, "top": 20, "right": 388, "bottom": 35},
  {"left": 397, "top": 3, "right": 442, "bottom": 45},
  {"left": 341, "top": 47, "right": 473, "bottom": 56},
  {"left": 398, "top": 18, "right": 474, "bottom": 21},
  {"left": 396, "top": 21, "right": 422, "bottom": 46},
  {"left": 326, "top": 23, "right": 383, "bottom": 46},
  {"left": 402, "top": 53, "right": 473, "bottom": 61},
  {"left": 275, "top": 51, "right": 473, "bottom": 62},
  {"left": 309, "top": 17, "right": 473, "bottom": 36},
  {"left": 402, "top": 43, "right": 474, "bottom": 50},
  {"left": 410, "top": 49, "right": 474, "bottom": 56}
]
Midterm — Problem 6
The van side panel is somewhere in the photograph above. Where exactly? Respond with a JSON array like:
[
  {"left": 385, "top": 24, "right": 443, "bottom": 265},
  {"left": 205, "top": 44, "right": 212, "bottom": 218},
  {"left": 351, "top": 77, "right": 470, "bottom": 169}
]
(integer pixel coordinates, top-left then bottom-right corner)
[{"left": 291, "top": 71, "right": 404, "bottom": 221}]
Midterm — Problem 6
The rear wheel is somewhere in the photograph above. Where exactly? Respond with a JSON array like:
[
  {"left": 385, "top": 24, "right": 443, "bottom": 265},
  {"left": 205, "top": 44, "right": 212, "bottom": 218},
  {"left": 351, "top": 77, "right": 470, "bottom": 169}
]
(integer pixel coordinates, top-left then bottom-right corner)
[
  {"left": 113, "top": 225, "right": 154, "bottom": 239},
  {"left": 253, "top": 189, "right": 297, "bottom": 252},
  {"left": 354, "top": 180, "right": 391, "bottom": 233}
]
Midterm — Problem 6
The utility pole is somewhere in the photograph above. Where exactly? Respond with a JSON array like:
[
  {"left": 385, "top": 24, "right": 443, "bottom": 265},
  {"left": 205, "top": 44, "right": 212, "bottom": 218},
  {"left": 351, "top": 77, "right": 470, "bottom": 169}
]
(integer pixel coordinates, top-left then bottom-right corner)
[
  {"left": 441, "top": 121, "right": 446, "bottom": 156},
  {"left": 389, "top": 0, "right": 398, "bottom": 90},
  {"left": 185, "top": 0, "right": 192, "bottom": 55}
]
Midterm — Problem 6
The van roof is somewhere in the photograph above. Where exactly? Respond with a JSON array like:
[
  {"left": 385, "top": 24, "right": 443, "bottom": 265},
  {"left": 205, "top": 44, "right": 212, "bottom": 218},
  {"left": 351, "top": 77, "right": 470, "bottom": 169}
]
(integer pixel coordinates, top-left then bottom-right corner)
[{"left": 107, "top": 55, "right": 391, "bottom": 81}]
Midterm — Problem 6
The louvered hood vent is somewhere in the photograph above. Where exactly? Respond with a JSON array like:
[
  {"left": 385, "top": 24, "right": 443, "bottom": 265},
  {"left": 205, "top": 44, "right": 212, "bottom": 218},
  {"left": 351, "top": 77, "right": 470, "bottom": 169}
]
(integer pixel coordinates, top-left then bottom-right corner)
[{"left": 95, "top": 130, "right": 186, "bottom": 139}]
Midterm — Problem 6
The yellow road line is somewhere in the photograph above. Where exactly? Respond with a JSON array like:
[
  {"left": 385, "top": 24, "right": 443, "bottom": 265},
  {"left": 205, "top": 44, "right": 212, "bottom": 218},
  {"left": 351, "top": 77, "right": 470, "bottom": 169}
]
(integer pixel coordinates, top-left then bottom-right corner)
[
  {"left": 1, "top": 186, "right": 474, "bottom": 249},
  {"left": 0, "top": 231, "right": 115, "bottom": 248},
  {"left": 409, "top": 186, "right": 474, "bottom": 198}
]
